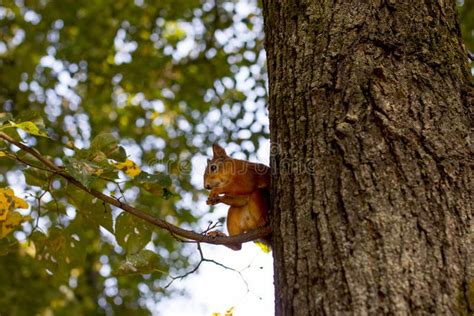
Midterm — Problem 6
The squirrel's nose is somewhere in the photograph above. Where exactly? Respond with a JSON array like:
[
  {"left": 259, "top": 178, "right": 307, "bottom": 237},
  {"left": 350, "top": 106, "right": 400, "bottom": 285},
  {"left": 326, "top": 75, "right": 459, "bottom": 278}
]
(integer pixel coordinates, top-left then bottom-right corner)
[{"left": 205, "top": 184, "right": 211, "bottom": 190}]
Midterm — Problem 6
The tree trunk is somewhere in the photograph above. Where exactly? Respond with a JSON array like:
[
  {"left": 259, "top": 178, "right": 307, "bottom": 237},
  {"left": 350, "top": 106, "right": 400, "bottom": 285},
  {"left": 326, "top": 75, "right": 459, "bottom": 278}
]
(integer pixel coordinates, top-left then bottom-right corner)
[{"left": 262, "top": 1, "right": 473, "bottom": 315}]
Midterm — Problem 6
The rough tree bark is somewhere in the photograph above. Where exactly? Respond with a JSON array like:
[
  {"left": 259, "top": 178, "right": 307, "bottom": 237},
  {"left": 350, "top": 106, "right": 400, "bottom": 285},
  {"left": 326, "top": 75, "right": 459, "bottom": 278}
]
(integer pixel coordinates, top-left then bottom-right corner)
[{"left": 262, "top": 1, "right": 473, "bottom": 315}]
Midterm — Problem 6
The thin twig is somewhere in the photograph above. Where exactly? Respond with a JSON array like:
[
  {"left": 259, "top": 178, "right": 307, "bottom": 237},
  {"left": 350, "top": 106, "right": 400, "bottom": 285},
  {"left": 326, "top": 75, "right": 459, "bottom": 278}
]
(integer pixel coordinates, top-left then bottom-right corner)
[
  {"left": 164, "top": 242, "right": 250, "bottom": 291},
  {"left": 115, "top": 182, "right": 128, "bottom": 204},
  {"left": 26, "top": 184, "right": 51, "bottom": 241},
  {"left": 202, "top": 220, "right": 222, "bottom": 234}
]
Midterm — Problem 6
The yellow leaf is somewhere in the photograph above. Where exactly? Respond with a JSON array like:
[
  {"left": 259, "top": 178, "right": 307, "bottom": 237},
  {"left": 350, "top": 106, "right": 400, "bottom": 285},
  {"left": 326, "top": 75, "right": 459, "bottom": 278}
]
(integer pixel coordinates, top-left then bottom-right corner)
[
  {"left": 11, "top": 121, "right": 48, "bottom": 137},
  {"left": 0, "top": 188, "right": 28, "bottom": 221},
  {"left": 212, "top": 306, "right": 234, "bottom": 316},
  {"left": 225, "top": 306, "right": 235, "bottom": 316},
  {"left": 8, "top": 188, "right": 28, "bottom": 210},
  {"left": 0, "top": 211, "right": 31, "bottom": 239},
  {"left": 0, "top": 192, "right": 9, "bottom": 221},
  {"left": 0, "top": 151, "right": 6, "bottom": 157},
  {"left": 254, "top": 241, "right": 271, "bottom": 253},
  {"left": 114, "top": 159, "right": 141, "bottom": 178},
  {"left": 13, "top": 196, "right": 28, "bottom": 210}
]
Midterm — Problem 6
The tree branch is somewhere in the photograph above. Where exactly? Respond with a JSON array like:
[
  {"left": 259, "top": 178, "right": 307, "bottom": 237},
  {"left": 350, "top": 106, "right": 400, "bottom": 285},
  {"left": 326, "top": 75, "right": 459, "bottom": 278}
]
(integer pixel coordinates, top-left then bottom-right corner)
[{"left": 0, "top": 132, "right": 272, "bottom": 247}]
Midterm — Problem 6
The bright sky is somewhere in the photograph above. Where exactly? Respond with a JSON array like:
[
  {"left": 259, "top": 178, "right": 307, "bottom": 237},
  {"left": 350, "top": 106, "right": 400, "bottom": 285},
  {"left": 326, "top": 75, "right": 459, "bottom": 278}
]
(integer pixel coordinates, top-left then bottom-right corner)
[{"left": 159, "top": 243, "right": 274, "bottom": 316}]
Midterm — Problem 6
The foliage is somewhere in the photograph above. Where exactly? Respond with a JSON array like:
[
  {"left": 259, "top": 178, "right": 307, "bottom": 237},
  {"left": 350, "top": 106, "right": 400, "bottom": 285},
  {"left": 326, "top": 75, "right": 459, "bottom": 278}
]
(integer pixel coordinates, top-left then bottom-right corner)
[
  {"left": 0, "top": 0, "right": 268, "bottom": 314},
  {"left": 459, "top": 0, "right": 474, "bottom": 53}
]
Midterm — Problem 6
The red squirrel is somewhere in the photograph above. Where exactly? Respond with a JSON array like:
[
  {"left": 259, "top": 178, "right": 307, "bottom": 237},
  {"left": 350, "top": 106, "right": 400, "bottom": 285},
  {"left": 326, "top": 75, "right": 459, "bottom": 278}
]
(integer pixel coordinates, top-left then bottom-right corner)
[{"left": 204, "top": 144, "right": 271, "bottom": 250}]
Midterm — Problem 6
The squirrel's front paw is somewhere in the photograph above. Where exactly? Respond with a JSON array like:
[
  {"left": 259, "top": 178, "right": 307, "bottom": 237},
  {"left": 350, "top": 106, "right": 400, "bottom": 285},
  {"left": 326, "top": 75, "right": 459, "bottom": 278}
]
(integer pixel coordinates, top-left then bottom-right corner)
[{"left": 206, "top": 196, "right": 220, "bottom": 205}]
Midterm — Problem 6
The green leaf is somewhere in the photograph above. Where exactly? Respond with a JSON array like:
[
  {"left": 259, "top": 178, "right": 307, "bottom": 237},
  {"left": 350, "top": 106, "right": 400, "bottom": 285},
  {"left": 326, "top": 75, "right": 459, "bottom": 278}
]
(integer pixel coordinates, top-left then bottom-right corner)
[
  {"left": 162, "top": 188, "right": 177, "bottom": 200},
  {"left": 35, "top": 228, "right": 67, "bottom": 280},
  {"left": 24, "top": 168, "right": 51, "bottom": 188},
  {"left": 63, "top": 226, "right": 88, "bottom": 267},
  {"left": 66, "top": 187, "right": 113, "bottom": 233},
  {"left": 71, "top": 149, "right": 119, "bottom": 180},
  {"left": 115, "top": 212, "right": 152, "bottom": 254},
  {"left": 16, "top": 150, "right": 43, "bottom": 169},
  {"left": 10, "top": 121, "right": 49, "bottom": 137},
  {"left": 91, "top": 133, "right": 117, "bottom": 152},
  {"left": 43, "top": 200, "right": 67, "bottom": 215},
  {"left": 16, "top": 110, "right": 44, "bottom": 125},
  {"left": 29, "top": 231, "right": 47, "bottom": 257},
  {"left": 133, "top": 172, "right": 174, "bottom": 198},
  {"left": 115, "top": 250, "right": 160, "bottom": 276},
  {"left": 0, "top": 238, "right": 18, "bottom": 256},
  {"left": 64, "top": 158, "right": 97, "bottom": 189},
  {"left": 90, "top": 133, "right": 127, "bottom": 161},
  {"left": 35, "top": 227, "right": 86, "bottom": 281},
  {"left": 108, "top": 145, "right": 127, "bottom": 162},
  {"left": 135, "top": 172, "right": 172, "bottom": 187},
  {"left": 87, "top": 150, "right": 108, "bottom": 165}
]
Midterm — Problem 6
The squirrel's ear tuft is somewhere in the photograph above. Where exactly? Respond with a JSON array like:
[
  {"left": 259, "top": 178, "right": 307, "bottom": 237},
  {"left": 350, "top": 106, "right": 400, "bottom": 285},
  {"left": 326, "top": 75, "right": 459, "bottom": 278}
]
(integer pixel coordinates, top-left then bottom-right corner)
[{"left": 212, "top": 143, "right": 227, "bottom": 158}]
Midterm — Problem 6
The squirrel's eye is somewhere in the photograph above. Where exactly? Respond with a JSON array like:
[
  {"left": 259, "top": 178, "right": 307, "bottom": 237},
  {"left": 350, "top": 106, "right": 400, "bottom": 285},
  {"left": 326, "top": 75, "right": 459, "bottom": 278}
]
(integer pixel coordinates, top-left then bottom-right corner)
[{"left": 210, "top": 164, "right": 217, "bottom": 172}]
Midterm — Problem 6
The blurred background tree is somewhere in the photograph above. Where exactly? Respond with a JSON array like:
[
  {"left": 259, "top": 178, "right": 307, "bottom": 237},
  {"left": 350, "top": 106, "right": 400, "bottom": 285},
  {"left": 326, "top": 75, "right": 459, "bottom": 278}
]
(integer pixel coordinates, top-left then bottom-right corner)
[
  {"left": 0, "top": 0, "right": 472, "bottom": 315},
  {"left": 459, "top": 0, "right": 474, "bottom": 61}
]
